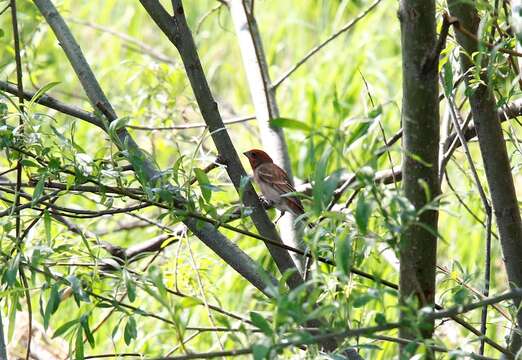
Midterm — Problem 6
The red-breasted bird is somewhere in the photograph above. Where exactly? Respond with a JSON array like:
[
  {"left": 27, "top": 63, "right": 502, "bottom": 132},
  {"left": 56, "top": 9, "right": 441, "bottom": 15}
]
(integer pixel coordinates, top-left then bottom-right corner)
[{"left": 243, "top": 149, "right": 309, "bottom": 225}]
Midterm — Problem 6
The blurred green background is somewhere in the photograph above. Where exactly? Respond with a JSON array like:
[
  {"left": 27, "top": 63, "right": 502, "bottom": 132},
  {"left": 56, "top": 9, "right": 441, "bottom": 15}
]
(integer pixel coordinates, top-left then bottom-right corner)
[{"left": 0, "top": 0, "right": 518, "bottom": 358}]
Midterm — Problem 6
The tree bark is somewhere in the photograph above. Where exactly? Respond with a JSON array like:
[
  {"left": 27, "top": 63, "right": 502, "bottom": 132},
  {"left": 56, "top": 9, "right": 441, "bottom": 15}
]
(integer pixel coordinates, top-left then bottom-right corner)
[
  {"left": 448, "top": 1, "right": 522, "bottom": 354},
  {"left": 398, "top": 0, "right": 440, "bottom": 353}
]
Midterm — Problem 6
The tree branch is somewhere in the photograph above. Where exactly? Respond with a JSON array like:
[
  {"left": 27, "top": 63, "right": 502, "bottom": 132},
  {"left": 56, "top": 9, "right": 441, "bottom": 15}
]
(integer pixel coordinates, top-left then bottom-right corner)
[
  {"left": 448, "top": 1, "right": 522, "bottom": 354},
  {"left": 139, "top": 0, "right": 303, "bottom": 289},
  {"left": 32, "top": 0, "right": 277, "bottom": 296}
]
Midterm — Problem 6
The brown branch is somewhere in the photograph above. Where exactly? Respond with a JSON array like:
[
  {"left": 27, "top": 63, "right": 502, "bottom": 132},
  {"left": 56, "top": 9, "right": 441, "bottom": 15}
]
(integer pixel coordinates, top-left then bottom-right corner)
[
  {"left": 139, "top": 0, "right": 302, "bottom": 289},
  {"left": 0, "top": 80, "right": 104, "bottom": 128},
  {"left": 421, "top": 12, "right": 457, "bottom": 73},
  {"left": 399, "top": 0, "right": 440, "bottom": 349},
  {"left": 448, "top": 1, "right": 522, "bottom": 354},
  {"left": 451, "top": 17, "right": 522, "bottom": 57},
  {"left": 139, "top": 289, "right": 522, "bottom": 359}
]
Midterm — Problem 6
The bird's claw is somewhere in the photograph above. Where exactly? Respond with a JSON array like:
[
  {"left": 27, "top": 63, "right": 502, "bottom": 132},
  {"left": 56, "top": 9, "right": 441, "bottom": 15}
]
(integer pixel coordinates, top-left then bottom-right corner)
[
  {"left": 259, "top": 195, "right": 272, "bottom": 209},
  {"left": 274, "top": 211, "right": 286, "bottom": 224}
]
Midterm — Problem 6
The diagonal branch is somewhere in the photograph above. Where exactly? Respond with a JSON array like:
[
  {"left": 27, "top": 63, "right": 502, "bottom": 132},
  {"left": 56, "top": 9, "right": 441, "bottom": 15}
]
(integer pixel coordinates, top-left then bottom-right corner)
[
  {"left": 32, "top": 0, "right": 276, "bottom": 297},
  {"left": 271, "top": 0, "right": 383, "bottom": 89},
  {"left": 139, "top": 0, "right": 303, "bottom": 289},
  {"left": 448, "top": 1, "right": 522, "bottom": 354}
]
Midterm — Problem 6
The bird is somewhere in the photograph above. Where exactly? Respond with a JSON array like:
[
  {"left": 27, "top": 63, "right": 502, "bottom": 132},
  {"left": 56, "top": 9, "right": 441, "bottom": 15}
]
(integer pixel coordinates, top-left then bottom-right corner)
[{"left": 243, "top": 149, "right": 309, "bottom": 226}]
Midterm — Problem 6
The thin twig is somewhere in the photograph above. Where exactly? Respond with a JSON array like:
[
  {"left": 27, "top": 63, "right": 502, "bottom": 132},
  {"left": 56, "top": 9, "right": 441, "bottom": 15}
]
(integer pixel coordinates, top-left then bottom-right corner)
[
  {"left": 271, "top": 0, "right": 383, "bottom": 89},
  {"left": 442, "top": 73, "right": 493, "bottom": 355},
  {"left": 195, "top": 2, "right": 224, "bottom": 33},
  {"left": 0, "top": 3, "right": 10, "bottom": 16},
  {"left": 10, "top": 2, "right": 32, "bottom": 357},
  {"left": 142, "top": 290, "right": 522, "bottom": 359},
  {"left": 452, "top": 18, "right": 522, "bottom": 57},
  {"left": 126, "top": 115, "right": 256, "bottom": 130},
  {"left": 67, "top": 17, "right": 176, "bottom": 65}
]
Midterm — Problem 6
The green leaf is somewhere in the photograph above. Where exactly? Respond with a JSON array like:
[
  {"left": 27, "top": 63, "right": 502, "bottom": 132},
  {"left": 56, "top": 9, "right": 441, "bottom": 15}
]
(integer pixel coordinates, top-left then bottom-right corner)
[
  {"left": 352, "top": 294, "right": 373, "bottom": 308},
  {"left": 32, "top": 174, "right": 47, "bottom": 204},
  {"left": 66, "top": 275, "right": 89, "bottom": 305},
  {"left": 443, "top": 60, "right": 453, "bottom": 96},
  {"left": 346, "top": 118, "right": 374, "bottom": 148},
  {"left": 44, "top": 283, "right": 60, "bottom": 330},
  {"left": 194, "top": 168, "right": 211, "bottom": 202},
  {"left": 252, "top": 344, "right": 270, "bottom": 360},
  {"left": 250, "top": 312, "right": 272, "bottom": 336},
  {"left": 270, "top": 117, "right": 310, "bottom": 131},
  {"left": 20, "top": 159, "right": 40, "bottom": 168},
  {"left": 44, "top": 210, "right": 51, "bottom": 244},
  {"left": 52, "top": 319, "right": 78, "bottom": 338},
  {"left": 148, "top": 266, "right": 168, "bottom": 300},
  {"left": 180, "top": 296, "right": 203, "bottom": 308},
  {"left": 108, "top": 116, "right": 130, "bottom": 133},
  {"left": 8, "top": 293, "right": 18, "bottom": 341},
  {"left": 368, "top": 104, "right": 382, "bottom": 118},
  {"left": 312, "top": 147, "right": 332, "bottom": 213},
  {"left": 124, "top": 316, "right": 137, "bottom": 345},
  {"left": 124, "top": 270, "right": 136, "bottom": 303},
  {"left": 29, "top": 82, "right": 61, "bottom": 108},
  {"left": 80, "top": 314, "right": 95, "bottom": 347},
  {"left": 375, "top": 313, "right": 386, "bottom": 326},
  {"left": 355, "top": 194, "right": 371, "bottom": 235},
  {"left": 5, "top": 253, "right": 20, "bottom": 286},
  {"left": 75, "top": 326, "right": 84, "bottom": 360},
  {"left": 335, "top": 231, "right": 352, "bottom": 279}
]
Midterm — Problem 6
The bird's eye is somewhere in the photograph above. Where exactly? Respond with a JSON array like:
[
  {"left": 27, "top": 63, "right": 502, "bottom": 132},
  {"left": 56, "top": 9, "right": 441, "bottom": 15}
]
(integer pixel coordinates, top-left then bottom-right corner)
[{"left": 251, "top": 153, "right": 257, "bottom": 158}]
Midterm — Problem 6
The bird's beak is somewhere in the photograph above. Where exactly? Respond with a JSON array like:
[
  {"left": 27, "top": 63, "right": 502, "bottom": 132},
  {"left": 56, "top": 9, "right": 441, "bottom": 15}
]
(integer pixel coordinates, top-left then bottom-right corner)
[{"left": 242, "top": 151, "right": 248, "bottom": 157}]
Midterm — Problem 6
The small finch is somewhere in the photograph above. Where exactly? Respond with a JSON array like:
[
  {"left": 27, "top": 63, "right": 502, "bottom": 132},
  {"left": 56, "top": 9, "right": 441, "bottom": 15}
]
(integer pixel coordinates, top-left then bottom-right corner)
[{"left": 243, "top": 149, "right": 309, "bottom": 225}]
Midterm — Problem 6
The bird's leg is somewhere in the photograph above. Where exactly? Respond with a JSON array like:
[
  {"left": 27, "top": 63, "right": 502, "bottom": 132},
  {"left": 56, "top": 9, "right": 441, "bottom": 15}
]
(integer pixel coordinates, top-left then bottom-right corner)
[{"left": 274, "top": 210, "right": 286, "bottom": 225}]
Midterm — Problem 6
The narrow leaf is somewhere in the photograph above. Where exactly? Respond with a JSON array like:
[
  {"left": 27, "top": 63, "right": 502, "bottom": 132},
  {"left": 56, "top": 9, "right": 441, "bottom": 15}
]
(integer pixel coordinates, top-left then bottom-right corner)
[{"left": 270, "top": 117, "right": 310, "bottom": 131}]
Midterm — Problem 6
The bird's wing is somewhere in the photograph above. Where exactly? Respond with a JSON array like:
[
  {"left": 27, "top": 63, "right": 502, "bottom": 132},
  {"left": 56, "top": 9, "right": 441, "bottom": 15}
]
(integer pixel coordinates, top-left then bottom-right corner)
[{"left": 256, "top": 164, "right": 305, "bottom": 214}]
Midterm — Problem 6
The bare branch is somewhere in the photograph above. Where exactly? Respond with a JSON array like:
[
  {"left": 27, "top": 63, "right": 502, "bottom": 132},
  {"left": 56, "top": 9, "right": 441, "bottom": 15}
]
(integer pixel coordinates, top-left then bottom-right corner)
[
  {"left": 67, "top": 17, "right": 176, "bottom": 65},
  {"left": 271, "top": 0, "right": 383, "bottom": 89},
  {"left": 0, "top": 80, "right": 103, "bottom": 128}
]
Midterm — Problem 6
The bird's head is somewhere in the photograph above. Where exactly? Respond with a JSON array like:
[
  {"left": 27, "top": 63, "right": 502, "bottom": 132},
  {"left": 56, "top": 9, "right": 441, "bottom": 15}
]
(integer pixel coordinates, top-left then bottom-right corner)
[{"left": 243, "top": 149, "right": 273, "bottom": 169}]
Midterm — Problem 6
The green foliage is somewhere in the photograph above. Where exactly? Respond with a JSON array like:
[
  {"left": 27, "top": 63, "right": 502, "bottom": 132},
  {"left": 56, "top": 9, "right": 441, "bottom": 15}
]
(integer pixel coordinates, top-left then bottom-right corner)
[{"left": 0, "top": 0, "right": 518, "bottom": 358}]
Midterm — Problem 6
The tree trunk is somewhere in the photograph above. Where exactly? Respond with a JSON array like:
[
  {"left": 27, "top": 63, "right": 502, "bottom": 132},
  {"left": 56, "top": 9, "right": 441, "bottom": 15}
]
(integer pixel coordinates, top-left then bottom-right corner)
[
  {"left": 398, "top": 0, "right": 440, "bottom": 354},
  {"left": 448, "top": 1, "right": 522, "bottom": 354}
]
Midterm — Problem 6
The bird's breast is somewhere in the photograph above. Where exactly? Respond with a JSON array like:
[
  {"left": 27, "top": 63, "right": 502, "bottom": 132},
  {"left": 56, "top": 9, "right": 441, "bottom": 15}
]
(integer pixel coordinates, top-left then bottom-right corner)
[{"left": 254, "top": 173, "right": 281, "bottom": 203}]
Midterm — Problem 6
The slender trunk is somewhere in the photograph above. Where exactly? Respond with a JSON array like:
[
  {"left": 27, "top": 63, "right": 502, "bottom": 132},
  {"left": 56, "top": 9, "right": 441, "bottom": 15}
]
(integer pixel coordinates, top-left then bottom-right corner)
[
  {"left": 448, "top": 1, "right": 522, "bottom": 354},
  {"left": 398, "top": 0, "right": 440, "bottom": 354}
]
